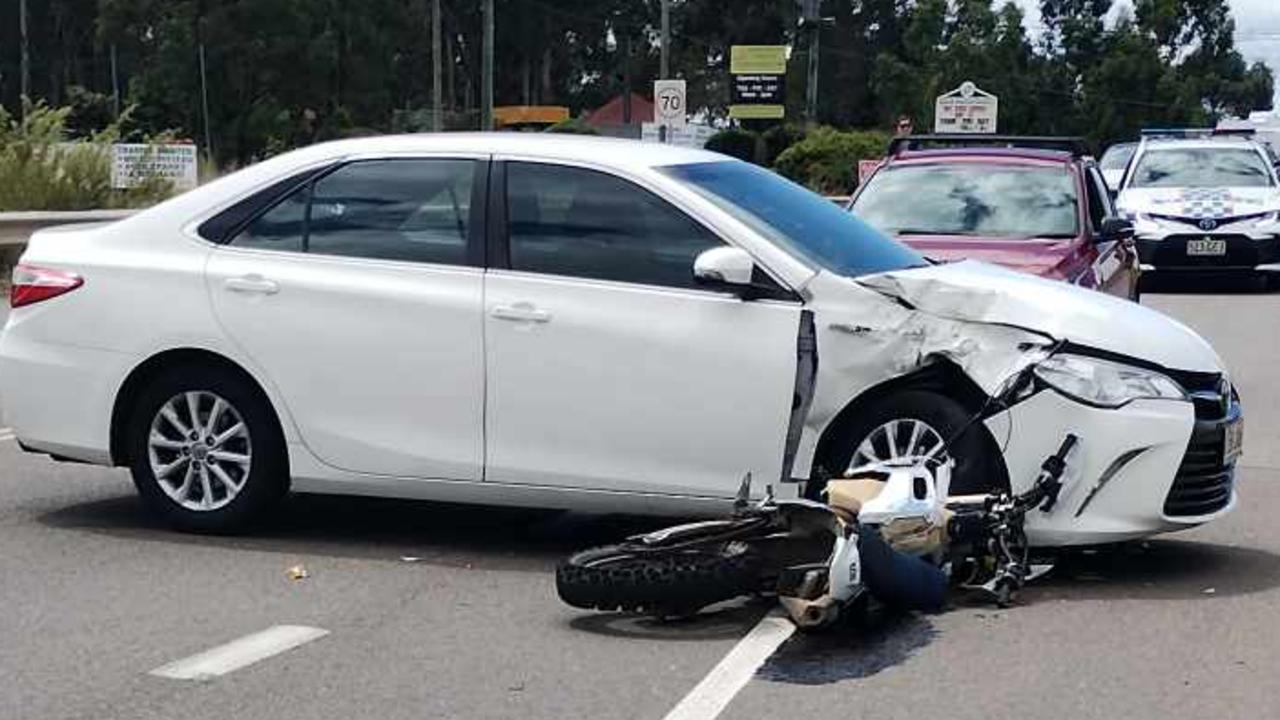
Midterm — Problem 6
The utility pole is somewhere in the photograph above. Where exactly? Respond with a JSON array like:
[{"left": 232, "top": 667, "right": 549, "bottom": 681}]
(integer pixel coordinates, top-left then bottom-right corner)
[
  {"left": 110, "top": 44, "right": 121, "bottom": 119},
  {"left": 802, "top": 0, "right": 821, "bottom": 126},
  {"left": 431, "top": 0, "right": 442, "bottom": 131},
  {"left": 20, "top": 0, "right": 30, "bottom": 118},
  {"left": 481, "top": 0, "right": 494, "bottom": 130},
  {"left": 199, "top": 43, "right": 214, "bottom": 164},
  {"left": 660, "top": 0, "right": 670, "bottom": 79}
]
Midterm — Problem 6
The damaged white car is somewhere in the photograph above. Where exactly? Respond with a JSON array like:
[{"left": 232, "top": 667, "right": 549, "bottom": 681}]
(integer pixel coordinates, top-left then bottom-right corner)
[{"left": 0, "top": 135, "right": 1240, "bottom": 544}]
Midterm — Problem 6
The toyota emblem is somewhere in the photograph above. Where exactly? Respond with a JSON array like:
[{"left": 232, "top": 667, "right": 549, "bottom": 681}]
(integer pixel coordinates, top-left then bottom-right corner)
[{"left": 1198, "top": 217, "right": 1218, "bottom": 231}]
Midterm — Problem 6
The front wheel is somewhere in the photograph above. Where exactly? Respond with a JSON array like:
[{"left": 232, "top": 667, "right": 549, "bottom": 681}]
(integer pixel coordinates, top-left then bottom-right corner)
[
  {"left": 557, "top": 542, "right": 762, "bottom": 617},
  {"left": 824, "top": 390, "right": 1002, "bottom": 496},
  {"left": 127, "top": 365, "right": 288, "bottom": 533}
]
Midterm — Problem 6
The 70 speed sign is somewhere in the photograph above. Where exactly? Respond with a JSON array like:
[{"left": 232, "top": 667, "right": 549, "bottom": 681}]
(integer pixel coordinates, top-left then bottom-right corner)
[{"left": 654, "top": 80, "right": 688, "bottom": 129}]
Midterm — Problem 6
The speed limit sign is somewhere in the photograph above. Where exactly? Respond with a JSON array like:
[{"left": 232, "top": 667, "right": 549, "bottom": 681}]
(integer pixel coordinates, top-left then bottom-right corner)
[{"left": 654, "top": 79, "right": 688, "bottom": 129}]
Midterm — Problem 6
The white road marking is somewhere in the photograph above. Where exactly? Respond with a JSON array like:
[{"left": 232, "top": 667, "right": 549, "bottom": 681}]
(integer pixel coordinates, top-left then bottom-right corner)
[
  {"left": 149, "top": 625, "right": 329, "bottom": 681},
  {"left": 0, "top": 429, "right": 15, "bottom": 442},
  {"left": 661, "top": 610, "right": 796, "bottom": 720}
]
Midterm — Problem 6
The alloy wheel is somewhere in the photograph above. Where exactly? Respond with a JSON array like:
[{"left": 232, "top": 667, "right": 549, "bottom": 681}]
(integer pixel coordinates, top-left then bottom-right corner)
[
  {"left": 147, "top": 391, "right": 253, "bottom": 511},
  {"left": 848, "top": 418, "right": 947, "bottom": 470}
]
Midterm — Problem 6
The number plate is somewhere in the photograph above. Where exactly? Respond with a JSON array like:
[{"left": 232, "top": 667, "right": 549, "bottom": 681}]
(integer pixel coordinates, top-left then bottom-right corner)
[
  {"left": 1187, "top": 238, "right": 1227, "bottom": 256},
  {"left": 1224, "top": 418, "right": 1243, "bottom": 464}
]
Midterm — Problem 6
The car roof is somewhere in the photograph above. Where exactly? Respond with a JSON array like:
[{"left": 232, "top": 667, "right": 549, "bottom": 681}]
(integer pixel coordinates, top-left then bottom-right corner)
[
  {"left": 276, "top": 132, "right": 727, "bottom": 171},
  {"left": 887, "top": 147, "right": 1076, "bottom": 165}
]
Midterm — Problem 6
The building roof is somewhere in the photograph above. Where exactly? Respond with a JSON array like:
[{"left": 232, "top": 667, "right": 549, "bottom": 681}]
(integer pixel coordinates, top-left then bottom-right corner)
[{"left": 584, "top": 93, "right": 654, "bottom": 126}]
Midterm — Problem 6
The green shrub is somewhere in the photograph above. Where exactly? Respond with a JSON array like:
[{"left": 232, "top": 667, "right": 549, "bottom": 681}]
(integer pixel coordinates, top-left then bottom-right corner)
[
  {"left": 704, "top": 128, "right": 758, "bottom": 162},
  {"left": 545, "top": 118, "right": 599, "bottom": 135},
  {"left": 0, "top": 100, "right": 178, "bottom": 211},
  {"left": 773, "top": 127, "right": 890, "bottom": 195},
  {"left": 760, "top": 124, "right": 806, "bottom": 166}
]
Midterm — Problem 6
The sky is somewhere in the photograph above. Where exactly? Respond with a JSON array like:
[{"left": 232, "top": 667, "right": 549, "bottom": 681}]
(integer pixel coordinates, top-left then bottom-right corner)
[{"left": 1012, "top": 0, "right": 1280, "bottom": 109}]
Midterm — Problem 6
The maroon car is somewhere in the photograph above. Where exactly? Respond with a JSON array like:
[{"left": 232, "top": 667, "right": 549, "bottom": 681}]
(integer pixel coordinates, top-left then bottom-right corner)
[{"left": 850, "top": 135, "right": 1141, "bottom": 300}]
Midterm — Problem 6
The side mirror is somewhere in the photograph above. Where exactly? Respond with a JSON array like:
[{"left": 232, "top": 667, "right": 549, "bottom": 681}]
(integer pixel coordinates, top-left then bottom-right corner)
[
  {"left": 694, "top": 246, "right": 756, "bottom": 289},
  {"left": 1099, "top": 216, "right": 1134, "bottom": 242}
]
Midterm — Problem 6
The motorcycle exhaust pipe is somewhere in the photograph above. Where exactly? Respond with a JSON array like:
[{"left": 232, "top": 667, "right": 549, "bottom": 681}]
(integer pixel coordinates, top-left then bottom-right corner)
[{"left": 779, "top": 594, "right": 840, "bottom": 628}]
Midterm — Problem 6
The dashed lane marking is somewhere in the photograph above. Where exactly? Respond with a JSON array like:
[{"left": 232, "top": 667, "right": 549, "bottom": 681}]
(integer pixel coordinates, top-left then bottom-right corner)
[{"left": 148, "top": 625, "right": 330, "bottom": 681}]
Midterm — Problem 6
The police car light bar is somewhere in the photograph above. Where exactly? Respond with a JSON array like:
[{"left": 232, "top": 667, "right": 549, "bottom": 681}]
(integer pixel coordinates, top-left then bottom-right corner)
[{"left": 1139, "top": 127, "right": 1256, "bottom": 138}]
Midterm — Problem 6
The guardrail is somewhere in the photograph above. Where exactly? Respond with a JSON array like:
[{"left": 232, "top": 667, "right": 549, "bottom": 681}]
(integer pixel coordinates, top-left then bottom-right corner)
[{"left": 0, "top": 210, "right": 136, "bottom": 274}]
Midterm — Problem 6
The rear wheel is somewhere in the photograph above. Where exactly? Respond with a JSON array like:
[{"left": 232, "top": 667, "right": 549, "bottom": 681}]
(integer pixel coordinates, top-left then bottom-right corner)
[
  {"left": 557, "top": 542, "right": 762, "bottom": 617},
  {"left": 127, "top": 365, "right": 288, "bottom": 533}
]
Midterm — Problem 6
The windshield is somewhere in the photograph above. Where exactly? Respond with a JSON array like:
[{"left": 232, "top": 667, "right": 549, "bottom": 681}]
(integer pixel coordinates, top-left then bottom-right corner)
[
  {"left": 851, "top": 163, "right": 1080, "bottom": 238},
  {"left": 1100, "top": 143, "right": 1136, "bottom": 170},
  {"left": 1130, "top": 147, "right": 1274, "bottom": 188},
  {"left": 660, "top": 161, "right": 926, "bottom": 277}
]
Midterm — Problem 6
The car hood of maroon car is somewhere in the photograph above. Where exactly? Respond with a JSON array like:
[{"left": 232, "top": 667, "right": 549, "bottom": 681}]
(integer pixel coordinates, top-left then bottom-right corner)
[{"left": 895, "top": 235, "right": 1075, "bottom": 279}]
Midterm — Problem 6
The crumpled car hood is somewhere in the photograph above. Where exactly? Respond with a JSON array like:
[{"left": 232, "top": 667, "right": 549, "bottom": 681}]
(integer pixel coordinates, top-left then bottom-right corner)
[{"left": 857, "top": 260, "right": 1224, "bottom": 373}]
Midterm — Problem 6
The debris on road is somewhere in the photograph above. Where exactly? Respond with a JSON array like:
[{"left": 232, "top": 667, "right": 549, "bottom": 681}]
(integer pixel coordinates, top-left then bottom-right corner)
[{"left": 286, "top": 564, "right": 310, "bottom": 581}]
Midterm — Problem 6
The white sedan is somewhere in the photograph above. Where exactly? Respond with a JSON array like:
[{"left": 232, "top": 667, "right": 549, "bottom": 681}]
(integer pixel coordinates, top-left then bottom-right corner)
[{"left": 0, "top": 134, "right": 1241, "bottom": 544}]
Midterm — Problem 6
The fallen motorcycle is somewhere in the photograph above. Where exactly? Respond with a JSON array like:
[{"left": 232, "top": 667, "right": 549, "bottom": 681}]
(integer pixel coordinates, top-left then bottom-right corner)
[{"left": 556, "top": 435, "right": 1079, "bottom": 628}]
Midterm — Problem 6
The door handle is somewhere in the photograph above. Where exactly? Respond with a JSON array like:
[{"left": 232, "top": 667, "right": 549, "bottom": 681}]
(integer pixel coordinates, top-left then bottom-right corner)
[
  {"left": 491, "top": 303, "right": 551, "bottom": 323},
  {"left": 223, "top": 275, "right": 280, "bottom": 295}
]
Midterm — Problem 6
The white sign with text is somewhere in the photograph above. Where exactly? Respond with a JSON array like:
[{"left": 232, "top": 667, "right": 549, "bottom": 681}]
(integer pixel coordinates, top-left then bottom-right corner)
[
  {"left": 934, "top": 82, "right": 998, "bottom": 134},
  {"left": 111, "top": 144, "right": 199, "bottom": 190}
]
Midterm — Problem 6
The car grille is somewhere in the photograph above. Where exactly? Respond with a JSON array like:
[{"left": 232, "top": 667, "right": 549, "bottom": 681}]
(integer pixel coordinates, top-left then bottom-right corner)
[
  {"left": 1160, "top": 369, "right": 1237, "bottom": 517},
  {"left": 1165, "top": 369, "right": 1230, "bottom": 420}
]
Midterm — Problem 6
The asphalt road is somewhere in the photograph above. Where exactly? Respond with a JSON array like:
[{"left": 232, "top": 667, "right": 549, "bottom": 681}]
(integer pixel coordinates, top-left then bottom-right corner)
[{"left": 2, "top": 281, "right": 1278, "bottom": 720}]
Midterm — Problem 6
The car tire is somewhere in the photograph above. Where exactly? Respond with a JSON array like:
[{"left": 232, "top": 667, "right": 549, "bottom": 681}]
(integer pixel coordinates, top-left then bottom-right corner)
[
  {"left": 127, "top": 364, "right": 288, "bottom": 533},
  {"left": 823, "top": 390, "right": 1003, "bottom": 496}
]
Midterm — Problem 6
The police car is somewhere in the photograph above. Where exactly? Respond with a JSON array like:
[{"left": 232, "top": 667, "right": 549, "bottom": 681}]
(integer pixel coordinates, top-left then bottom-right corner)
[{"left": 1114, "top": 129, "right": 1280, "bottom": 276}]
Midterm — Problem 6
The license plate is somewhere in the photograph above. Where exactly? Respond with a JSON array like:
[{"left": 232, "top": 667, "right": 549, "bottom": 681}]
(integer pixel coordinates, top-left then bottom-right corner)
[
  {"left": 1224, "top": 419, "right": 1244, "bottom": 464},
  {"left": 1187, "top": 238, "right": 1226, "bottom": 256}
]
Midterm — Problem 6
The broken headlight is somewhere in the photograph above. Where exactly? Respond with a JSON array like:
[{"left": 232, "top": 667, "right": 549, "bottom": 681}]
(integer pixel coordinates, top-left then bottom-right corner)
[{"left": 1033, "top": 355, "right": 1187, "bottom": 408}]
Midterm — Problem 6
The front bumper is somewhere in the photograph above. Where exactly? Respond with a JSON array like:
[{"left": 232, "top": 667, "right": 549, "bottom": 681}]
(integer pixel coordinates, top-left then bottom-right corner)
[
  {"left": 986, "top": 378, "right": 1238, "bottom": 546},
  {"left": 1137, "top": 232, "right": 1280, "bottom": 271}
]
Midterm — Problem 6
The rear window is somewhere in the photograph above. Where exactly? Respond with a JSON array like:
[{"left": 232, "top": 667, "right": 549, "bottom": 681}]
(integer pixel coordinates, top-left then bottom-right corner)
[{"left": 851, "top": 163, "right": 1080, "bottom": 239}]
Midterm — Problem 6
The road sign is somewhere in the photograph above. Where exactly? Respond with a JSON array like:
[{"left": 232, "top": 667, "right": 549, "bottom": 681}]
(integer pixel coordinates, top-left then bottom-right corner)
[
  {"left": 641, "top": 122, "right": 715, "bottom": 148},
  {"left": 858, "top": 158, "right": 883, "bottom": 186},
  {"left": 729, "top": 45, "right": 786, "bottom": 120},
  {"left": 654, "top": 79, "right": 687, "bottom": 130},
  {"left": 934, "top": 81, "right": 998, "bottom": 134},
  {"left": 111, "top": 143, "right": 199, "bottom": 190}
]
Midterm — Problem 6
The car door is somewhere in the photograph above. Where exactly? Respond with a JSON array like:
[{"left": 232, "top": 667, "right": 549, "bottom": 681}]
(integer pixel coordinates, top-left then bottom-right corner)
[
  {"left": 483, "top": 159, "right": 802, "bottom": 497},
  {"left": 205, "top": 156, "right": 487, "bottom": 480},
  {"left": 1083, "top": 165, "right": 1139, "bottom": 298}
]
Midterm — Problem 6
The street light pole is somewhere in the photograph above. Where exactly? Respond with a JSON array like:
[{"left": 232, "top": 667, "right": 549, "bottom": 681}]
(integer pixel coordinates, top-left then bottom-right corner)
[
  {"left": 432, "top": 0, "right": 442, "bottom": 132},
  {"left": 660, "top": 0, "right": 670, "bottom": 79},
  {"left": 481, "top": 0, "right": 494, "bottom": 130}
]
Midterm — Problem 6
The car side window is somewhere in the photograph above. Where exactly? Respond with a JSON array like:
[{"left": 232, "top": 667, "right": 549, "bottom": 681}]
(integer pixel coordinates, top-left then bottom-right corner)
[
  {"left": 505, "top": 162, "right": 723, "bottom": 289},
  {"left": 231, "top": 159, "right": 476, "bottom": 266},
  {"left": 235, "top": 185, "right": 309, "bottom": 252},
  {"left": 1083, "top": 167, "right": 1109, "bottom": 233}
]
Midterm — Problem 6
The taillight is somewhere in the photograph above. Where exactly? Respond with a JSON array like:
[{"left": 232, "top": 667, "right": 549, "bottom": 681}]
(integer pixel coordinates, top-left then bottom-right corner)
[{"left": 10, "top": 264, "right": 84, "bottom": 308}]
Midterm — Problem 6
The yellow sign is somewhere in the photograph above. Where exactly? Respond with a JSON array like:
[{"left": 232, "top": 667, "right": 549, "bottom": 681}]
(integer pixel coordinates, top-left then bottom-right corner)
[
  {"left": 729, "top": 104, "right": 786, "bottom": 120},
  {"left": 730, "top": 46, "right": 787, "bottom": 75}
]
